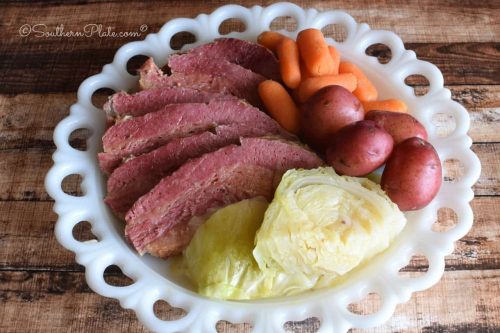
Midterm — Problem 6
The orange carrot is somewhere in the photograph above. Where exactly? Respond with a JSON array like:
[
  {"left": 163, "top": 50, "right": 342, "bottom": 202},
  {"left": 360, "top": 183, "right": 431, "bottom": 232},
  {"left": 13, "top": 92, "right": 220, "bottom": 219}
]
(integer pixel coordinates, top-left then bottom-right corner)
[
  {"left": 276, "top": 38, "right": 301, "bottom": 89},
  {"left": 297, "top": 29, "right": 335, "bottom": 76},
  {"left": 339, "top": 62, "right": 378, "bottom": 101},
  {"left": 257, "top": 31, "right": 287, "bottom": 53},
  {"left": 258, "top": 80, "right": 301, "bottom": 133},
  {"left": 299, "top": 58, "right": 310, "bottom": 80},
  {"left": 296, "top": 73, "right": 358, "bottom": 102},
  {"left": 361, "top": 99, "right": 408, "bottom": 114},
  {"left": 328, "top": 45, "right": 341, "bottom": 75}
]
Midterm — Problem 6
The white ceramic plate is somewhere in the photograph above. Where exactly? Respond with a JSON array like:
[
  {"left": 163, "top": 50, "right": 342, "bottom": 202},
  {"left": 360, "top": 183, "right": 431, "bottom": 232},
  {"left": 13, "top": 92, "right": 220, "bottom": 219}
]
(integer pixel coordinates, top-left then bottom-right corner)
[{"left": 45, "top": 2, "right": 481, "bottom": 332}]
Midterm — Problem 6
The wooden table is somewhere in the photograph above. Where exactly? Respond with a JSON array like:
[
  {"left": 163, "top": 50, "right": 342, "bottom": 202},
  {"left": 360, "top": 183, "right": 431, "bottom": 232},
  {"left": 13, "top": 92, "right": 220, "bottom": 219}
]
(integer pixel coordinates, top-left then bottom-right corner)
[{"left": 1, "top": 1, "right": 498, "bottom": 332}]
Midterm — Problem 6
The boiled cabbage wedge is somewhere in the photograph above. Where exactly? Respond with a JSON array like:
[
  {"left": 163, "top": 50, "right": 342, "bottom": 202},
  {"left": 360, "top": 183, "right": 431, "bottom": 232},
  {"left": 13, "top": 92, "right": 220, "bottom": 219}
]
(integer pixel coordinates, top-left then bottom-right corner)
[
  {"left": 254, "top": 167, "right": 406, "bottom": 288},
  {"left": 176, "top": 167, "right": 406, "bottom": 300}
]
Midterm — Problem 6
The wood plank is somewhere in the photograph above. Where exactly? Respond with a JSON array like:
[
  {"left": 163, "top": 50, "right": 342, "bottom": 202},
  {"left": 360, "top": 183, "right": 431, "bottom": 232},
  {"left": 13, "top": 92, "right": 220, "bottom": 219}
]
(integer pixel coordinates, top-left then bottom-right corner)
[
  {"left": 2, "top": 90, "right": 498, "bottom": 200},
  {"left": 1, "top": 197, "right": 498, "bottom": 272},
  {"left": 471, "top": 144, "right": 500, "bottom": 196},
  {"left": 0, "top": 148, "right": 56, "bottom": 201},
  {"left": 1, "top": 42, "right": 497, "bottom": 94},
  {"left": 0, "top": 201, "right": 80, "bottom": 271},
  {"left": 351, "top": 269, "right": 500, "bottom": 333},
  {"left": 0, "top": 93, "right": 76, "bottom": 150},
  {"left": 0, "top": 1, "right": 499, "bottom": 93},
  {"left": 0, "top": 85, "right": 498, "bottom": 151},
  {"left": 0, "top": 269, "right": 498, "bottom": 332},
  {"left": 3, "top": 144, "right": 497, "bottom": 202},
  {"left": 0, "top": 271, "right": 148, "bottom": 333},
  {"left": 387, "top": 42, "right": 498, "bottom": 86},
  {"left": 1, "top": 0, "right": 498, "bottom": 44},
  {"left": 448, "top": 86, "right": 500, "bottom": 144}
]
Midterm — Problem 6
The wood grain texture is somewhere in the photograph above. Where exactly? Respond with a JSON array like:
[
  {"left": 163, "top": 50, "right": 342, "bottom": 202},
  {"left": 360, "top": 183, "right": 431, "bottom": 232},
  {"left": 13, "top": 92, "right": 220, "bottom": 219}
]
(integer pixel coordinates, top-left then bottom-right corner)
[
  {"left": 0, "top": 43, "right": 498, "bottom": 94},
  {"left": 0, "top": 86, "right": 497, "bottom": 149},
  {"left": 3, "top": 145, "right": 497, "bottom": 202},
  {"left": 1, "top": 0, "right": 498, "bottom": 43},
  {"left": 0, "top": 198, "right": 498, "bottom": 272},
  {"left": 0, "top": 270, "right": 498, "bottom": 333},
  {"left": 0, "top": 2, "right": 499, "bottom": 93},
  {"left": 0, "top": 0, "right": 498, "bottom": 332}
]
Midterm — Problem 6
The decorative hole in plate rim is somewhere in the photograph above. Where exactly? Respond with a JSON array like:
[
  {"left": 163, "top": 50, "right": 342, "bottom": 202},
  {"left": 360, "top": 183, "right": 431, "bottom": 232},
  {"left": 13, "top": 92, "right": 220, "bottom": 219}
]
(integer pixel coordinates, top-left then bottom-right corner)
[{"left": 45, "top": 2, "right": 481, "bottom": 332}]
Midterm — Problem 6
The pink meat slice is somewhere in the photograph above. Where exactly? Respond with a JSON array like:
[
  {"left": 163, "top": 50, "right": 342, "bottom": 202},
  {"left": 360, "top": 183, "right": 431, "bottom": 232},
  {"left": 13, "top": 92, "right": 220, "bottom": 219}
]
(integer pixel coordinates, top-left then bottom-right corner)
[
  {"left": 105, "top": 122, "right": 292, "bottom": 216},
  {"left": 138, "top": 58, "right": 265, "bottom": 107},
  {"left": 98, "top": 99, "right": 279, "bottom": 174},
  {"left": 124, "top": 137, "right": 324, "bottom": 257},
  {"left": 103, "top": 87, "right": 236, "bottom": 119},
  {"left": 168, "top": 38, "right": 281, "bottom": 81}
]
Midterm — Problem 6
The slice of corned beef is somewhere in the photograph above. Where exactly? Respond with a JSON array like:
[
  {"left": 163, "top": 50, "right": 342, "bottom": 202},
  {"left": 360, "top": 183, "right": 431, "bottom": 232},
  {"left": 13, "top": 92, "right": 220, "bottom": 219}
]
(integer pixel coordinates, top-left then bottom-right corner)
[
  {"left": 98, "top": 99, "right": 283, "bottom": 174},
  {"left": 138, "top": 58, "right": 165, "bottom": 90},
  {"left": 103, "top": 87, "right": 236, "bottom": 119},
  {"left": 138, "top": 58, "right": 264, "bottom": 107},
  {"left": 125, "top": 137, "right": 324, "bottom": 257},
  {"left": 168, "top": 38, "right": 280, "bottom": 81},
  {"left": 105, "top": 122, "right": 292, "bottom": 216}
]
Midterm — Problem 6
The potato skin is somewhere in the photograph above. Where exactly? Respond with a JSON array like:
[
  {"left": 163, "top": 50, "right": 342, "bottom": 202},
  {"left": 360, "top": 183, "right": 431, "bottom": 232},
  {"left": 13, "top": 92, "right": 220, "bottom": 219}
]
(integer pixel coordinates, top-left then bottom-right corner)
[
  {"left": 381, "top": 137, "right": 442, "bottom": 211},
  {"left": 365, "top": 110, "right": 428, "bottom": 144},
  {"left": 300, "top": 85, "right": 364, "bottom": 151},
  {"left": 326, "top": 120, "right": 394, "bottom": 176}
]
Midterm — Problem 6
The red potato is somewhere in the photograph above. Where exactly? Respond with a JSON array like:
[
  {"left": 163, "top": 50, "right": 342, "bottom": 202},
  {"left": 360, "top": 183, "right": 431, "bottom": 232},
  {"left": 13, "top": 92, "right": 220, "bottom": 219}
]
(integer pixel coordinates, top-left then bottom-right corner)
[
  {"left": 365, "top": 110, "right": 428, "bottom": 144},
  {"left": 326, "top": 120, "right": 394, "bottom": 176},
  {"left": 381, "top": 137, "right": 442, "bottom": 211},
  {"left": 300, "top": 85, "right": 364, "bottom": 150}
]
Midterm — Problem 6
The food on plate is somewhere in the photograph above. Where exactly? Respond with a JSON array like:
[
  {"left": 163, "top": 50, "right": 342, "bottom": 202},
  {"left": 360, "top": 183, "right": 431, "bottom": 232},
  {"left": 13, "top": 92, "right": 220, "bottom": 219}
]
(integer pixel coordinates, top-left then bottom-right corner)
[
  {"left": 327, "top": 45, "right": 341, "bottom": 75},
  {"left": 296, "top": 73, "right": 357, "bottom": 102},
  {"left": 138, "top": 57, "right": 265, "bottom": 107},
  {"left": 168, "top": 37, "right": 281, "bottom": 81},
  {"left": 125, "top": 137, "right": 323, "bottom": 258},
  {"left": 254, "top": 168, "right": 406, "bottom": 290},
  {"left": 338, "top": 62, "right": 378, "bottom": 101},
  {"left": 176, "top": 198, "right": 280, "bottom": 300},
  {"left": 365, "top": 110, "right": 428, "bottom": 144},
  {"left": 325, "top": 120, "right": 394, "bottom": 176},
  {"left": 98, "top": 99, "right": 290, "bottom": 174},
  {"left": 276, "top": 38, "right": 301, "bottom": 89},
  {"left": 103, "top": 87, "right": 236, "bottom": 120},
  {"left": 258, "top": 80, "right": 301, "bottom": 133},
  {"left": 98, "top": 31, "right": 442, "bottom": 300},
  {"left": 134, "top": 38, "right": 280, "bottom": 109},
  {"left": 105, "top": 123, "right": 293, "bottom": 216},
  {"left": 381, "top": 137, "right": 442, "bottom": 211},
  {"left": 300, "top": 85, "right": 364, "bottom": 150},
  {"left": 297, "top": 29, "right": 336, "bottom": 76},
  {"left": 175, "top": 168, "right": 406, "bottom": 300},
  {"left": 361, "top": 99, "right": 408, "bottom": 114},
  {"left": 257, "top": 31, "right": 287, "bottom": 52}
]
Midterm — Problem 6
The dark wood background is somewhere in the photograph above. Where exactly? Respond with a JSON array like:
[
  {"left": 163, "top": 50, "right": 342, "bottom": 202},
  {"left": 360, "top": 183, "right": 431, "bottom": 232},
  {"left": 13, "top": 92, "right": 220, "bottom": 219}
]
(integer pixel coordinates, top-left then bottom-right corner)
[{"left": 0, "top": 1, "right": 498, "bottom": 332}]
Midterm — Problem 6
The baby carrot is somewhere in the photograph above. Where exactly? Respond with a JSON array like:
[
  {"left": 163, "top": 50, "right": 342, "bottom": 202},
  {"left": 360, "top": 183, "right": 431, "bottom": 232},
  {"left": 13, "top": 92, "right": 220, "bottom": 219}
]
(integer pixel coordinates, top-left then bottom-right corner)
[
  {"left": 299, "top": 58, "right": 310, "bottom": 80},
  {"left": 276, "top": 38, "right": 301, "bottom": 89},
  {"left": 297, "top": 29, "right": 335, "bottom": 76},
  {"left": 328, "top": 45, "right": 341, "bottom": 75},
  {"left": 257, "top": 31, "right": 287, "bottom": 53},
  {"left": 258, "top": 80, "right": 301, "bottom": 134},
  {"left": 296, "top": 73, "right": 357, "bottom": 103},
  {"left": 339, "top": 62, "right": 378, "bottom": 101},
  {"left": 361, "top": 99, "right": 408, "bottom": 114}
]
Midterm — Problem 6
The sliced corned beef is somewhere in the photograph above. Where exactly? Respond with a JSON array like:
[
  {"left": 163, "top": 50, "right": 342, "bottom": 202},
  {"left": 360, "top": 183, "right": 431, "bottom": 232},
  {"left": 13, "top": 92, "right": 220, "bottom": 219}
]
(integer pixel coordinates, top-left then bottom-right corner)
[
  {"left": 99, "top": 99, "right": 285, "bottom": 174},
  {"left": 138, "top": 58, "right": 264, "bottom": 107},
  {"left": 168, "top": 38, "right": 280, "bottom": 81},
  {"left": 125, "top": 137, "right": 324, "bottom": 257},
  {"left": 103, "top": 87, "right": 235, "bottom": 119},
  {"left": 105, "top": 123, "right": 291, "bottom": 216},
  {"left": 138, "top": 58, "right": 165, "bottom": 90}
]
